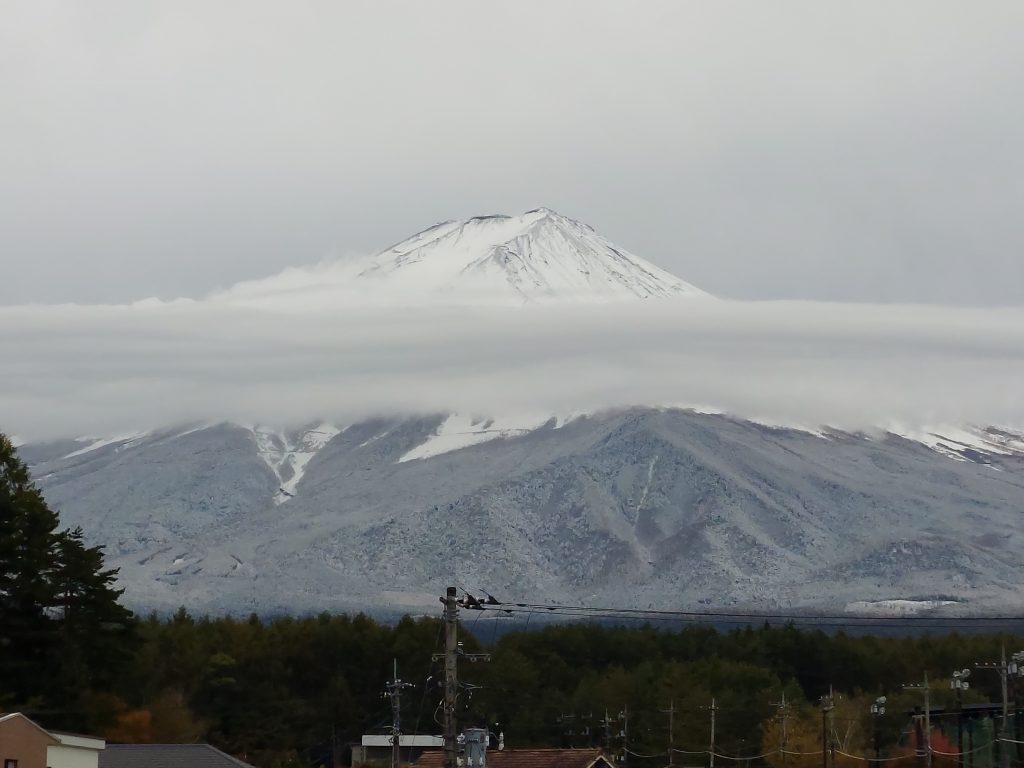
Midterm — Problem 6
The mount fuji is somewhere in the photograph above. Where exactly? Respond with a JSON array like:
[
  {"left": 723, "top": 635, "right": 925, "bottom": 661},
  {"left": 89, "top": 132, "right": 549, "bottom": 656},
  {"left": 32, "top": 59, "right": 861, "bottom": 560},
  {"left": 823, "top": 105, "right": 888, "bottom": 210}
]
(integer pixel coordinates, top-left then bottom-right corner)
[
  {"left": 10, "top": 209, "right": 1024, "bottom": 618},
  {"left": 215, "top": 208, "right": 710, "bottom": 308}
]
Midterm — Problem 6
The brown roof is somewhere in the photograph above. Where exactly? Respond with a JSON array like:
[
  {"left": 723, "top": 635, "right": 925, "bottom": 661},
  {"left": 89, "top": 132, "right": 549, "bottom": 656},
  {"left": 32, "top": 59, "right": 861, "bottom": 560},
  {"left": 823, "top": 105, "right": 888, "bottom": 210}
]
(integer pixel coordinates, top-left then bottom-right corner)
[{"left": 415, "top": 748, "right": 614, "bottom": 768}]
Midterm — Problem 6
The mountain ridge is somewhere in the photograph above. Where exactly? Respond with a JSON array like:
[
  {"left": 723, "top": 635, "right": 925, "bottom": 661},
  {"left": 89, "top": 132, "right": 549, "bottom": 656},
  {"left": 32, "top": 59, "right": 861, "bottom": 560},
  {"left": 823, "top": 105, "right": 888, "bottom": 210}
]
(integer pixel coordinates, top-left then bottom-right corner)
[{"left": 20, "top": 408, "right": 1024, "bottom": 616}]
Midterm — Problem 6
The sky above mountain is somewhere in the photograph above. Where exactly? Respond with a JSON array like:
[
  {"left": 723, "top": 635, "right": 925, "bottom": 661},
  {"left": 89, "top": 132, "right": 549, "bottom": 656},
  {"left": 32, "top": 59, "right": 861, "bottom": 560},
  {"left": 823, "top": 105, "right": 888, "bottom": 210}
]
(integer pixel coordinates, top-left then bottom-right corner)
[{"left": 2, "top": 2, "right": 1023, "bottom": 306}]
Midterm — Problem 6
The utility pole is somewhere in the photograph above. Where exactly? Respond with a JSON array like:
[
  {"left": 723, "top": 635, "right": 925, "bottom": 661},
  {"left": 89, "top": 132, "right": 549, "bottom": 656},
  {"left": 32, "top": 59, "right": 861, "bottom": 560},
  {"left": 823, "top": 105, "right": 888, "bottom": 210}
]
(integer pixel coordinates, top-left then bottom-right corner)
[
  {"left": 951, "top": 669, "right": 970, "bottom": 763},
  {"left": 601, "top": 709, "right": 613, "bottom": 754},
  {"left": 904, "top": 673, "right": 932, "bottom": 768},
  {"left": 976, "top": 646, "right": 1021, "bottom": 768},
  {"left": 820, "top": 690, "right": 834, "bottom": 768},
  {"left": 385, "top": 659, "right": 414, "bottom": 768},
  {"left": 771, "top": 693, "right": 790, "bottom": 767},
  {"left": 659, "top": 700, "right": 676, "bottom": 767},
  {"left": 1013, "top": 653, "right": 1024, "bottom": 768},
  {"left": 434, "top": 587, "right": 490, "bottom": 768},
  {"left": 709, "top": 698, "right": 718, "bottom": 768},
  {"left": 442, "top": 587, "right": 459, "bottom": 768},
  {"left": 619, "top": 705, "right": 630, "bottom": 767}
]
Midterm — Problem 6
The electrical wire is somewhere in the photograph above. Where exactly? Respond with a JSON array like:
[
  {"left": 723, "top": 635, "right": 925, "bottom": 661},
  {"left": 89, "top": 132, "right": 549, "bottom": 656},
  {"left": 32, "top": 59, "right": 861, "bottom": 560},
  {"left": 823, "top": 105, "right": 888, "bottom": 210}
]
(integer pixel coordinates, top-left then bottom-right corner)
[
  {"left": 624, "top": 748, "right": 667, "bottom": 758},
  {"left": 710, "top": 751, "right": 778, "bottom": 760},
  {"left": 411, "top": 618, "right": 447, "bottom": 745},
  {"left": 475, "top": 602, "right": 1024, "bottom": 631},
  {"left": 835, "top": 749, "right": 909, "bottom": 762}
]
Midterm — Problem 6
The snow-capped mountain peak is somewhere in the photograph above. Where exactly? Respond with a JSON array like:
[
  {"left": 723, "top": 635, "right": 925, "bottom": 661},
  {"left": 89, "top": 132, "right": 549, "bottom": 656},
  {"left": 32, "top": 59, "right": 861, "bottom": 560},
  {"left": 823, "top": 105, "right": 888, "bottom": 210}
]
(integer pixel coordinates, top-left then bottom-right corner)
[
  {"left": 359, "top": 208, "right": 709, "bottom": 304},
  {"left": 215, "top": 209, "right": 710, "bottom": 308}
]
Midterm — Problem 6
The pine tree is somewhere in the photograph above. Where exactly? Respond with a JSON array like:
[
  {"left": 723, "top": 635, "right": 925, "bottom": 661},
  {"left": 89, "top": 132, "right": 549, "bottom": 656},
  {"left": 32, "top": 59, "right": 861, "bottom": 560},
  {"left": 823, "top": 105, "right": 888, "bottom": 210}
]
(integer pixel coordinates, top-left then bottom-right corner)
[
  {"left": 0, "top": 432, "right": 134, "bottom": 721},
  {"left": 0, "top": 432, "right": 63, "bottom": 706}
]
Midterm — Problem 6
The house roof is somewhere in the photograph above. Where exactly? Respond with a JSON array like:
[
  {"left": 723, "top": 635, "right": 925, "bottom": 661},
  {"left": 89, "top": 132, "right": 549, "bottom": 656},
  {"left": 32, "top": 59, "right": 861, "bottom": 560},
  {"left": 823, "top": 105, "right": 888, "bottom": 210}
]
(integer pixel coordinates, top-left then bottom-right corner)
[
  {"left": 98, "top": 744, "right": 255, "bottom": 768},
  {"left": 0, "top": 712, "right": 60, "bottom": 745},
  {"left": 50, "top": 731, "right": 107, "bottom": 750},
  {"left": 415, "top": 748, "right": 614, "bottom": 768}
]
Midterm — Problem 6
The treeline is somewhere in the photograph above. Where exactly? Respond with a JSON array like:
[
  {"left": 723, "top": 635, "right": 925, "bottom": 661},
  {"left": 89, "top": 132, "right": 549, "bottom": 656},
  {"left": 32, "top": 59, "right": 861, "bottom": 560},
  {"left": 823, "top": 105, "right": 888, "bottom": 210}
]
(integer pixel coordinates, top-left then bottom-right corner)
[{"left": 49, "top": 611, "right": 1024, "bottom": 768}]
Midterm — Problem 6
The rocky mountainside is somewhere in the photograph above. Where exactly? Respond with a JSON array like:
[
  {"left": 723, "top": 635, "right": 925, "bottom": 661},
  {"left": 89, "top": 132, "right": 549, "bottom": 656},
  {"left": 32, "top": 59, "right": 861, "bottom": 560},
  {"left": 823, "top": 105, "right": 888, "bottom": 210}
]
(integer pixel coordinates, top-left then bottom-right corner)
[{"left": 20, "top": 409, "right": 1024, "bottom": 616}]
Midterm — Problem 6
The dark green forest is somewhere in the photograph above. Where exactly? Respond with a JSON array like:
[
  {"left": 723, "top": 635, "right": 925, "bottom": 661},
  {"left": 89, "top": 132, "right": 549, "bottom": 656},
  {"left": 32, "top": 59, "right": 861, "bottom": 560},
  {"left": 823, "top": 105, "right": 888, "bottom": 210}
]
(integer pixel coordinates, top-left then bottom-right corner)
[
  {"left": 5, "top": 433, "right": 1024, "bottom": 768},
  {"left": 89, "top": 612, "right": 1024, "bottom": 768}
]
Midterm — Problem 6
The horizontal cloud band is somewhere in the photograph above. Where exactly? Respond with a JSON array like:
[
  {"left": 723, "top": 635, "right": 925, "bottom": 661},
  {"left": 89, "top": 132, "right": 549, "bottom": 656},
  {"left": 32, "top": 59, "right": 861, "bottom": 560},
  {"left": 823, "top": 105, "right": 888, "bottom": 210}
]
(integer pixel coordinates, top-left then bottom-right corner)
[{"left": 2, "top": 299, "right": 1023, "bottom": 441}]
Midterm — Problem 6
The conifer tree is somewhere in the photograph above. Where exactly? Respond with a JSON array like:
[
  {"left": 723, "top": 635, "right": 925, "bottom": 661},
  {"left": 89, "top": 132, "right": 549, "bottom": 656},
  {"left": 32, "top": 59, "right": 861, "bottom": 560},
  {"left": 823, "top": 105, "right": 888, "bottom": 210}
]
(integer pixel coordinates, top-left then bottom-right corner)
[{"left": 0, "top": 432, "right": 134, "bottom": 719}]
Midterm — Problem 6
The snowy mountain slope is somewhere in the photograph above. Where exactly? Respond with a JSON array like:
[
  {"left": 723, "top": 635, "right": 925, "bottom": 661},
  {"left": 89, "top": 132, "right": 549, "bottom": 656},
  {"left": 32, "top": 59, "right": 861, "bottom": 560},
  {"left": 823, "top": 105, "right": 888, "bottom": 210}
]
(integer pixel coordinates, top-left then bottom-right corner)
[
  {"left": 247, "top": 423, "right": 344, "bottom": 504},
  {"left": 22, "top": 410, "right": 1024, "bottom": 615},
  {"left": 215, "top": 208, "right": 710, "bottom": 308}
]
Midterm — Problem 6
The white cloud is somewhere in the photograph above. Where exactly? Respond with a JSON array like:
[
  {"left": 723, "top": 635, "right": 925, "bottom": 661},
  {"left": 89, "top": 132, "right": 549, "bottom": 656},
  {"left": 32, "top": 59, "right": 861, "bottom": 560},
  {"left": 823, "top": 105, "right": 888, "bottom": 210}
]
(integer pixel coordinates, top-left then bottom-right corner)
[{"left": 2, "top": 297, "right": 1022, "bottom": 441}]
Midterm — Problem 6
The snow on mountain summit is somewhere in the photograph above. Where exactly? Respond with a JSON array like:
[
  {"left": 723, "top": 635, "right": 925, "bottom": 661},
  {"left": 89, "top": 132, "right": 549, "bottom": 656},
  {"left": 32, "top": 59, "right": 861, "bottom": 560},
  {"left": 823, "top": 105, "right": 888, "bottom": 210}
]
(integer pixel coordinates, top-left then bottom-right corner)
[{"left": 216, "top": 208, "right": 710, "bottom": 308}]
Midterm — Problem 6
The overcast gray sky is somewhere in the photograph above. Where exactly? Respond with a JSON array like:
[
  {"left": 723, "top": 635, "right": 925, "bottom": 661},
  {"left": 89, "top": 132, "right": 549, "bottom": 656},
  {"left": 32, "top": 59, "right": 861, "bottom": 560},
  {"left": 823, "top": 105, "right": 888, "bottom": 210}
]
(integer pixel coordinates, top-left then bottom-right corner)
[{"left": 2, "top": 1, "right": 1023, "bottom": 306}]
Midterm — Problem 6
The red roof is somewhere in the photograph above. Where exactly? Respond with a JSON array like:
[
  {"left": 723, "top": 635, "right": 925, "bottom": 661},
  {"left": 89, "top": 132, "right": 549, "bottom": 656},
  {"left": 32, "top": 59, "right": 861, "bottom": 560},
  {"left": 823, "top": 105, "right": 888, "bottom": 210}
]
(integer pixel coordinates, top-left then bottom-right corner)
[{"left": 414, "top": 748, "right": 614, "bottom": 768}]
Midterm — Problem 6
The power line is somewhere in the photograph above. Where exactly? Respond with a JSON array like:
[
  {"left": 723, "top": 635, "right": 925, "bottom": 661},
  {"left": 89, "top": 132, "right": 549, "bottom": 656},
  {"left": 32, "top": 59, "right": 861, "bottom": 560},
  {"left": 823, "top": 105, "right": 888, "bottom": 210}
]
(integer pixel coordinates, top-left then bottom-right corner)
[{"left": 473, "top": 601, "right": 1024, "bottom": 630}]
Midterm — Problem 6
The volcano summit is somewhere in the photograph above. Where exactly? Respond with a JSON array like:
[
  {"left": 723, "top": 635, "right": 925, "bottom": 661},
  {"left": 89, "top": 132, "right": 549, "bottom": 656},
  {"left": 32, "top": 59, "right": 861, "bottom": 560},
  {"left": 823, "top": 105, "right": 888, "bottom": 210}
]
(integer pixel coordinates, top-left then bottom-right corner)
[{"left": 216, "top": 208, "right": 710, "bottom": 308}]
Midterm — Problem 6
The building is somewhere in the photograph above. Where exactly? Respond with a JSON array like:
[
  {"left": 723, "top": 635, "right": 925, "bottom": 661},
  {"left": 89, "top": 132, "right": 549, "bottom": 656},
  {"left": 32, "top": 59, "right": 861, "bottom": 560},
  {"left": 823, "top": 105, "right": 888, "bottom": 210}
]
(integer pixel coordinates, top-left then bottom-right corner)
[
  {"left": 0, "top": 713, "right": 105, "bottom": 768},
  {"left": 353, "top": 734, "right": 445, "bottom": 766},
  {"left": 48, "top": 732, "right": 106, "bottom": 768},
  {"left": 0, "top": 713, "right": 58, "bottom": 768},
  {"left": 98, "top": 744, "right": 255, "bottom": 768},
  {"left": 414, "top": 748, "right": 615, "bottom": 768}
]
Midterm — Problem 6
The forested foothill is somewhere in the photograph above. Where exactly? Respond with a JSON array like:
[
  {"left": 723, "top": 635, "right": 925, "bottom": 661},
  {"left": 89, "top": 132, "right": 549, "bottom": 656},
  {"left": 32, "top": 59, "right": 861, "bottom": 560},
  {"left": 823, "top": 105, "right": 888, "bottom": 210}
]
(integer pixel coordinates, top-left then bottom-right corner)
[{"left": 4, "top": 433, "right": 1024, "bottom": 768}]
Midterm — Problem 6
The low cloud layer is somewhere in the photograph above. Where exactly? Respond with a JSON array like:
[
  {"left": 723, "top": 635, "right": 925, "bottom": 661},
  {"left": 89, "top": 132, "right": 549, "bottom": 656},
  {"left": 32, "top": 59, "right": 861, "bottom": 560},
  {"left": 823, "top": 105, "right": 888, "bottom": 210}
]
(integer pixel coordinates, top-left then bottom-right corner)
[{"left": 3, "top": 298, "right": 1023, "bottom": 442}]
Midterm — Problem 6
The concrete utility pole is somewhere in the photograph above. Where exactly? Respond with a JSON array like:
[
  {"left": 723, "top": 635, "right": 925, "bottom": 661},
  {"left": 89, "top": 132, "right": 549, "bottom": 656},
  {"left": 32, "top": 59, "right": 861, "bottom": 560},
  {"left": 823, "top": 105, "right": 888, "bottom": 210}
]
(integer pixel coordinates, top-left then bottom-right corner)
[
  {"left": 386, "top": 659, "right": 414, "bottom": 768},
  {"left": 434, "top": 587, "right": 490, "bottom": 768},
  {"left": 442, "top": 587, "right": 459, "bottom": 768},
  {"left": 820, "top": 690, "right": 834, "bottom": 768},
  {"left": 709, "top": 698, "right": 718, "bottom": 768},
  {"left": 659, "top": 700, "right": 676, "bottom": 767},
  {"left": 976, "top": 646, "right": 1021, "bottom": 768},
  {"left": 951, "top": 669, "right": 970, "bottom": 762},
  {"left": 601, "top": 709, "right": 613, "bottom": 754},
  {"left": 904, "top": 673, "right": 932, "bottom": 768},
  {"left": 618, "top": 705, "right": 630, "bottom": 766},
  {"left": 770, "top": 693, "right": 789, "bottom": 767}
]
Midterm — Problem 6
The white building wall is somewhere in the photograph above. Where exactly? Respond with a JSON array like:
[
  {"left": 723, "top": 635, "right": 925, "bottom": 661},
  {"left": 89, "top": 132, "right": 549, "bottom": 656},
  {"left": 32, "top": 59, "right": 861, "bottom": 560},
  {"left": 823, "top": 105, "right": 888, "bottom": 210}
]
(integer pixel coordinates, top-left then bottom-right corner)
[{"left": 46, "top": 739, "right": 102, "bottom": 768}]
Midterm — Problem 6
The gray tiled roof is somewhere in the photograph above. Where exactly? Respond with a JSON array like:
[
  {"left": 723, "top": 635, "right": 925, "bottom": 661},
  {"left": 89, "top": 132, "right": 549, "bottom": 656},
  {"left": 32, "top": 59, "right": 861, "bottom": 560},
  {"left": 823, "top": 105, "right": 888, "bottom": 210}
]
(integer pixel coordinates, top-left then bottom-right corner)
[{"left": 98, "top": 744, "right": 255, "bottom": 768}]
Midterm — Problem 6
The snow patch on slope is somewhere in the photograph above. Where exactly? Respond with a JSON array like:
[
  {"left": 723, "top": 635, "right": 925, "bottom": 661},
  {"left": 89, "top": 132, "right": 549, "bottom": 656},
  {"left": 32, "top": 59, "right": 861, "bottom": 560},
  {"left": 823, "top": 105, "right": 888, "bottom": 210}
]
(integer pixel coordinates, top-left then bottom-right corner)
[
  {"left": 249, "top": 423, "right": 343, "bottom": 504},
  {"left": 888, "top": 424, "right": 1024, "bottom": 462},
  {"left": 845, "top": 599, "right": 960, "bottom": 615},
  {"left": 62, "top": 432, "right": 148, "bottom": 459},
  {"left": 399, "top": 413, "right": 557, "bottom": 462}
]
